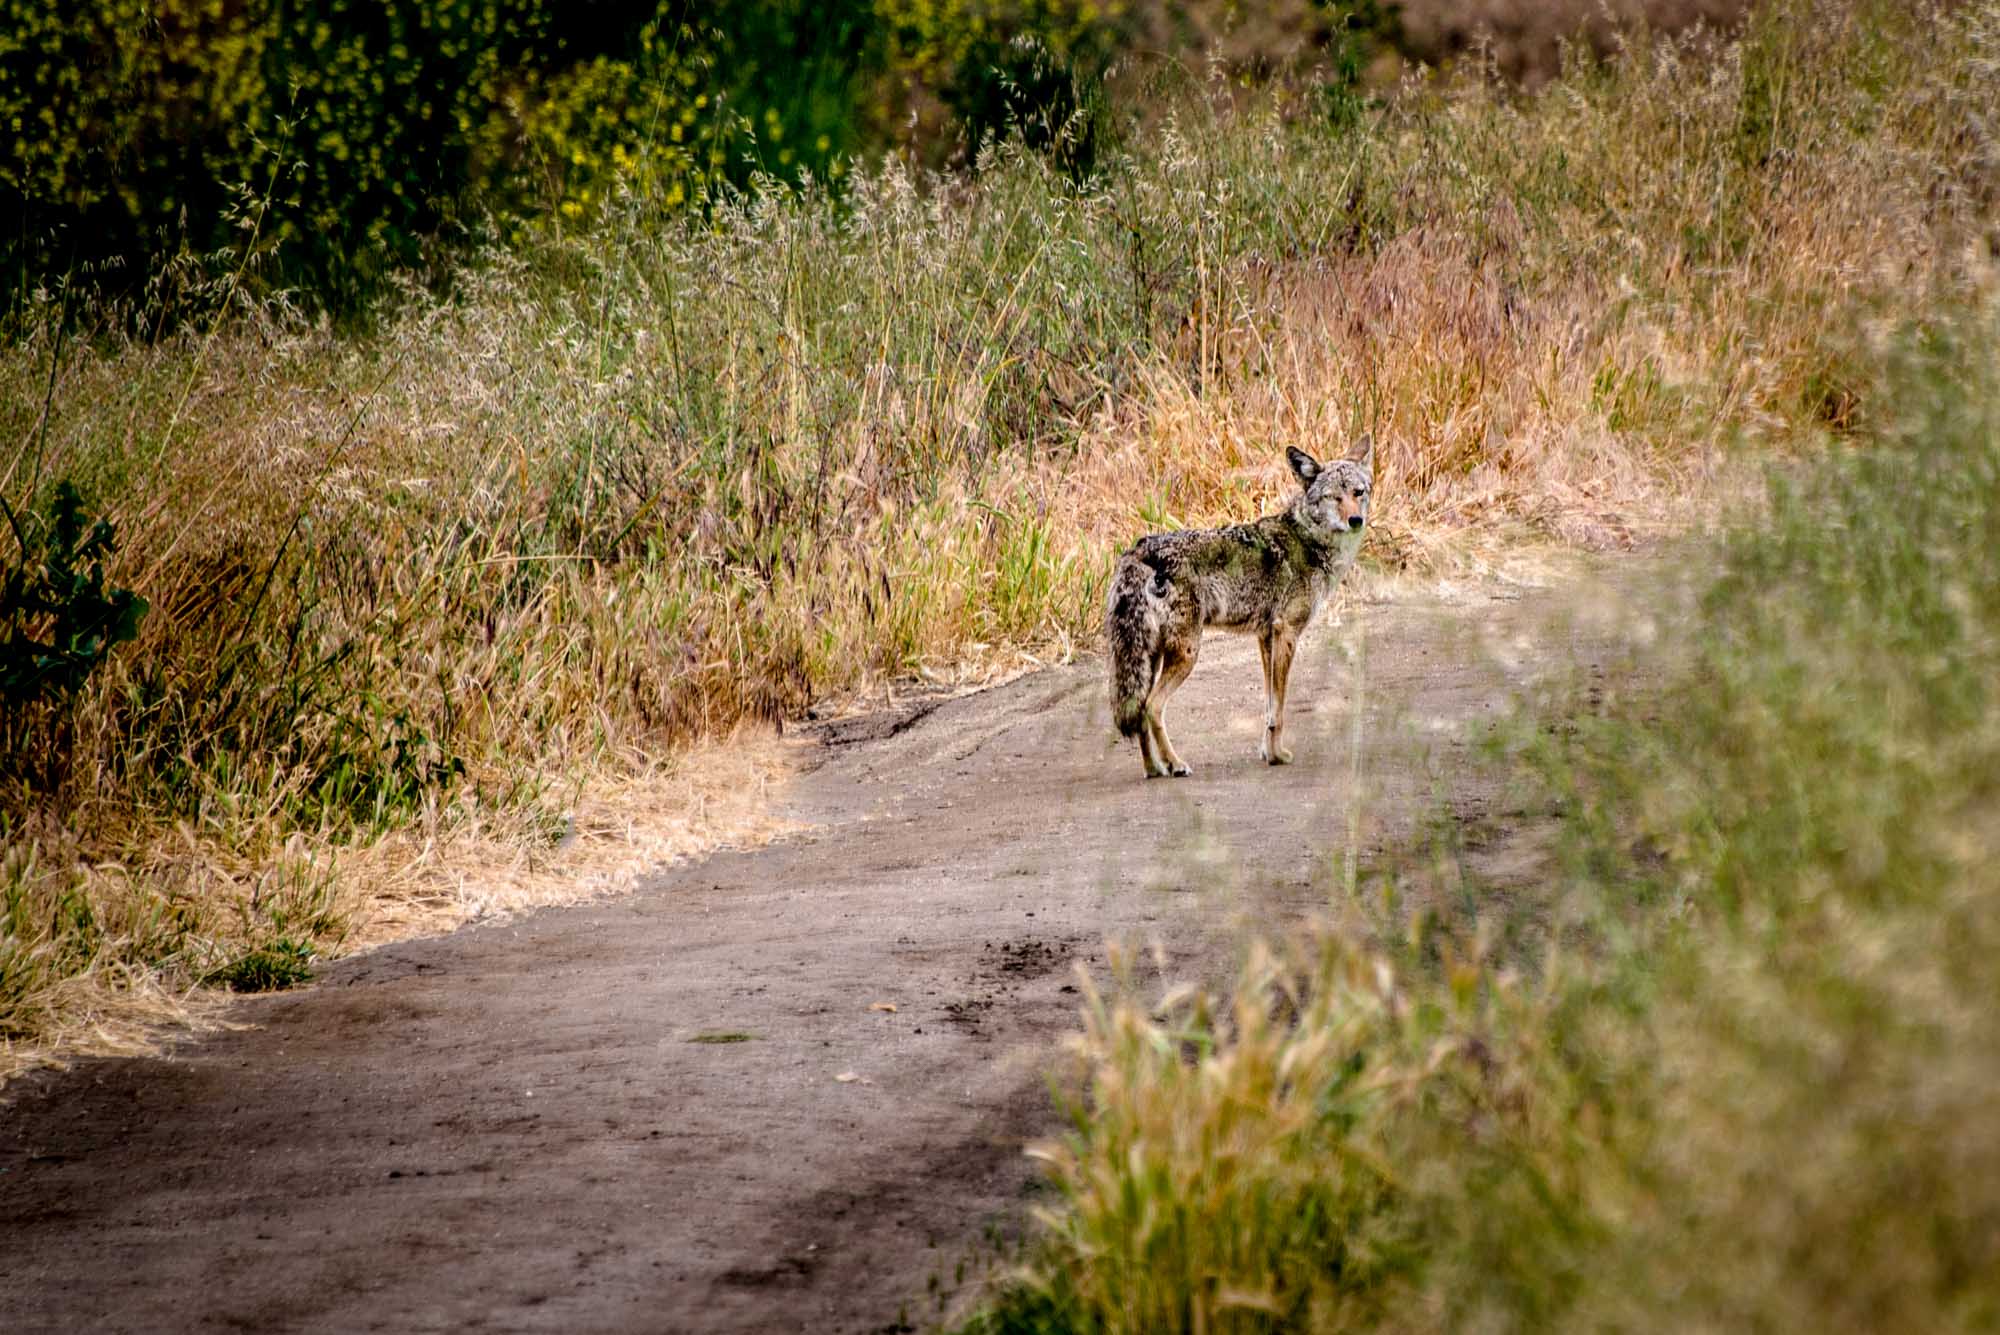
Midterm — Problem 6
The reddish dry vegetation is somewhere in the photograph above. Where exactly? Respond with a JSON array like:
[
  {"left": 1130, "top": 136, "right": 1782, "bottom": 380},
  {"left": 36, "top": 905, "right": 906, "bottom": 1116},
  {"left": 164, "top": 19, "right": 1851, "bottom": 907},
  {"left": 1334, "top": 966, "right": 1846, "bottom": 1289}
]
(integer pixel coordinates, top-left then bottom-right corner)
[
  {"left": 1132, "top": 0, "right": 1752, "bottom": 86},
  {"left": 1397, "top": 0, "right": 1752, "bottom": 83}
]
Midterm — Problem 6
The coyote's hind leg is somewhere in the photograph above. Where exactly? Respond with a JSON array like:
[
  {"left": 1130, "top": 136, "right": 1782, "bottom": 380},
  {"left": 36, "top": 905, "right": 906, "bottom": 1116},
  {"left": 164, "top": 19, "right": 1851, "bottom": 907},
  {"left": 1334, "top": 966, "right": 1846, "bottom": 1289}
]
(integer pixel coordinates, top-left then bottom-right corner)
[
  {"left": 1137, "top": 714, "right": 1170, "bottom": 778},
  {"left": 1146, "top": 642, "right": 1198, "bottom": 777},
  {"left": 1133, "top": 656, "right": 1171, "bottom": 778}
]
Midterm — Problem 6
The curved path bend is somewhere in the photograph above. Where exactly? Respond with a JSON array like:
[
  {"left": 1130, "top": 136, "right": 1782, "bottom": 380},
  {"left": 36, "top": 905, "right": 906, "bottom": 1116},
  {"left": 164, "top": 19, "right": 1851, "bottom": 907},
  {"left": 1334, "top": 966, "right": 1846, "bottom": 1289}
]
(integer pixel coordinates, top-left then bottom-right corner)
[{"left": 2, "top": 579, "right": 1605, "bottom": 1333}]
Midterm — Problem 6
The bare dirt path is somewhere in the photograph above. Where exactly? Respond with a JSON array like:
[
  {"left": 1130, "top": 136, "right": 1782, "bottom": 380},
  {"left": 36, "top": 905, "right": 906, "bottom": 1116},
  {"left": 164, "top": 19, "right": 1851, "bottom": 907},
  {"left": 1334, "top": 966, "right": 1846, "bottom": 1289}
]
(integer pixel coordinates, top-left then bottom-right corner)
[{"left": 1, "top": 574, "right": 1618, "bottom": 1334}]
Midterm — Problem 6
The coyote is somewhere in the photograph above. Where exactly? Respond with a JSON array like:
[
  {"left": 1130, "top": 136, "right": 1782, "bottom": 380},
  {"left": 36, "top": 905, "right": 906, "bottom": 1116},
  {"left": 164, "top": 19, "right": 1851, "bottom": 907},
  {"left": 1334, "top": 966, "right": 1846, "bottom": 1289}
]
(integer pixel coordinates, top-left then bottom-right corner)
[{"left": 1105, "top": 436, "right": 1372, "bottom": 778}]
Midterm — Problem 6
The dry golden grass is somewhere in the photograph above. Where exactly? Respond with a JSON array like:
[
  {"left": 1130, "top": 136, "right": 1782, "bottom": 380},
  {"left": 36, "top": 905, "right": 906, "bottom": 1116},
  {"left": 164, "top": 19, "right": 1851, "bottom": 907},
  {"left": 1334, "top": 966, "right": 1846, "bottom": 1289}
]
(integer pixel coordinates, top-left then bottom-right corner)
[
  {"left": 0, "top": 726, "right": 802, "bottom": 1083},
  {"left": 336, "top": 726, "right": 805, "bottom": 950},
  {"left": 1395, "top": 0, "right": 1753, "bottom": 84},
  {"left": 1117, "top": 0, "right": 1753, "bottom": 89}
]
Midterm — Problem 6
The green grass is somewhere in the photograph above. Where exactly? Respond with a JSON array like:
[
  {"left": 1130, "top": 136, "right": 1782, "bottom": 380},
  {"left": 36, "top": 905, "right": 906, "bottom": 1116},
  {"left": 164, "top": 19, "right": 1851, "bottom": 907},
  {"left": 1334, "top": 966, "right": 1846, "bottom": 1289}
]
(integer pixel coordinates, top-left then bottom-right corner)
[
  {"left": 687, "top": 1031, "right": 759, "bottom": 1045},
  {"left": 203, "top": 937, "right": 317, "bottom": 993},
  {"left": 957, "top": 301, "right": 2000, "bottom": 1330}
]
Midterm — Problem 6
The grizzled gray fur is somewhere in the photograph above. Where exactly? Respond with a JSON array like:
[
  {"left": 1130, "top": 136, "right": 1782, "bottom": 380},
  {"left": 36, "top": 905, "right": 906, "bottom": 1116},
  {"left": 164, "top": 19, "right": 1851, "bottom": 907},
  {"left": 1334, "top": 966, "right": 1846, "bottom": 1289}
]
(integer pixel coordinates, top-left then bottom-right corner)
[{"left": 1105, "top": 435, "right": 1372, "bottom": 778}]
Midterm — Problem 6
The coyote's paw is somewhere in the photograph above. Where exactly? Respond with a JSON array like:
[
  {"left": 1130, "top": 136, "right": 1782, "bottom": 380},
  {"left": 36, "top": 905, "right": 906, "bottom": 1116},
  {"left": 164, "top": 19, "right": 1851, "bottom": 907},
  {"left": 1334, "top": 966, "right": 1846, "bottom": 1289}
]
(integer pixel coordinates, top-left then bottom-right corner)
[
  {"left": 1169, "top": 762, "right": 1193, "bottom": 778},
  {"left": 1259, "top": 741, "right": 1294, "bottom": 766}
]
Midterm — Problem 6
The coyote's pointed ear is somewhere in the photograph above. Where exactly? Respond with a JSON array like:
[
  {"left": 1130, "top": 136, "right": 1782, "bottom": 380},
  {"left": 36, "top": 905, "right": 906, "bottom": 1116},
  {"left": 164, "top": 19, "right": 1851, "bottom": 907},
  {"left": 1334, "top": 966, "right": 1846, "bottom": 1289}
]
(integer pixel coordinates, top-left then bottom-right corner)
[
  {"left": 1343, "top": 432, "right": 1374, "bottom": 467},
  {"left": 1286, "top": 446, "right": 1321, "bottom": 487}
]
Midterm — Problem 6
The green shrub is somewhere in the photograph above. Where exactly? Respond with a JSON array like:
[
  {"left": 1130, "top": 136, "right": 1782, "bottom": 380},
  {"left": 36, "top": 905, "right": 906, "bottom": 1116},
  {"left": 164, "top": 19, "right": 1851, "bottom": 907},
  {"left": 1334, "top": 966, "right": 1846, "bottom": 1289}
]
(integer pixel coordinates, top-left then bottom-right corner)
[
  {"left": 1, "top": 481, "right": 148, "bottom": 707},
  {"left": 0, "top": 0, "right": 561, "bottom": 315},
  {"left": 0, "top": 480, "right": 147, "bottom": 798},
  {"left": 0, "top": 0, "right": 1142, "bottom": 315},
  {"left": 1314, "top": 0, "right": 1396, "bottom": 130},
  {"left": 205, "top": 935, "right": 316, "bottom": 992},
  {"left": 877, "top": 0, "right": 1126, "bottom": 176}
]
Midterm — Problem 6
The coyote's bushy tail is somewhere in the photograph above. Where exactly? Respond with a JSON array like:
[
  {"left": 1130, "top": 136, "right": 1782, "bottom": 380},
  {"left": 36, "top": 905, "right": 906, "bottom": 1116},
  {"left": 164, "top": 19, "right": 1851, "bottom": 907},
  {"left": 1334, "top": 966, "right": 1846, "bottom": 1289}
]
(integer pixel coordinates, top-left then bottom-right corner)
[{"left": 1105, "top": 555, "right": 1164, "bottom": 738}]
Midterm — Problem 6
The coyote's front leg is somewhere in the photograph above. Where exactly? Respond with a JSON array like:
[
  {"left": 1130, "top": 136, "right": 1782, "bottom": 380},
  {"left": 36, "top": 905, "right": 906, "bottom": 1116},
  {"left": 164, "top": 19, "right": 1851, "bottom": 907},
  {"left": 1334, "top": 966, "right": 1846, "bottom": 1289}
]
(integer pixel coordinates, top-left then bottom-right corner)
[{"left": 1257, "top": 626, "right": 1298, "bottom": 765}]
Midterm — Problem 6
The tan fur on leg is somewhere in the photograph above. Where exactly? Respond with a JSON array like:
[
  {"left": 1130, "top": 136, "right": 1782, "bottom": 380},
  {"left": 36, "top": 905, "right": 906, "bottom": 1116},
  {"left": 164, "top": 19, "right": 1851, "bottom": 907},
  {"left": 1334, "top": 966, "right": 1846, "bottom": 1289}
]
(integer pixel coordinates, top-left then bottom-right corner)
[
  {"left": 1148, "top": 646, "right": 1198, "bottom": 777},
  {"left": 1136, "top": 712, "right": 1169, "bottom": 778},
  {"left": 1261, "top": 628, "right": 1298, "bottom": 765}
]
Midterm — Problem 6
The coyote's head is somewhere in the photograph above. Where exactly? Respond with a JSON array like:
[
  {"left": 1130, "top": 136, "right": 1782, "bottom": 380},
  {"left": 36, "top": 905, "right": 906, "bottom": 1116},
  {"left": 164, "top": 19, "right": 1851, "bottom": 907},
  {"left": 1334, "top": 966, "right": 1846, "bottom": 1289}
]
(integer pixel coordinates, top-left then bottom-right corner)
[{"left": 1285, "top": 435, "right": 1373, "bottom": 540}]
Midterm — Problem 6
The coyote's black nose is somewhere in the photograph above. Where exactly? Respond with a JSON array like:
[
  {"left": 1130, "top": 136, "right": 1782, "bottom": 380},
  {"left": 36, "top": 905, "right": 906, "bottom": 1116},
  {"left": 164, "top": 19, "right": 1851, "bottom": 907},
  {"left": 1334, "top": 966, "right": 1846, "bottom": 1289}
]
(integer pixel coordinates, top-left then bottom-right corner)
[{"left": 1348, "top": 515, "right": 1365, "bottom": 531}]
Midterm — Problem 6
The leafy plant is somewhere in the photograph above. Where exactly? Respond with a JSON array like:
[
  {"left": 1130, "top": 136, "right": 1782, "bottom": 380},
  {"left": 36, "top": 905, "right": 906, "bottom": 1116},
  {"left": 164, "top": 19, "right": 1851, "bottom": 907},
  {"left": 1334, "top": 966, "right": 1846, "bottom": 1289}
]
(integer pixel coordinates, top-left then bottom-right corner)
[
  {"left": 0, "top": 481, "right": 147, "bottom": 707},
  {"left": 205, "top": 936, "right": 317, "bottom": 992},
  {"left": 1315, "top": 0, "right": 1397, "bottom": 129},
  {"left": 949, "top": 32, "right": 1110, "bottom": 180}
]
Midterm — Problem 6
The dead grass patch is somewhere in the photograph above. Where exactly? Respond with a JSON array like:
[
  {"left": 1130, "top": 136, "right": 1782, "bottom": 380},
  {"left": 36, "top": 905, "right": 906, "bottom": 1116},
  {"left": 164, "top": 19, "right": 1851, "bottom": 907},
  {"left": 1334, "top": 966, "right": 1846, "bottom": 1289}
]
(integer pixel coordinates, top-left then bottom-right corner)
[{"left": 1, "top": 727, "right": 801, "bottom": 1083}]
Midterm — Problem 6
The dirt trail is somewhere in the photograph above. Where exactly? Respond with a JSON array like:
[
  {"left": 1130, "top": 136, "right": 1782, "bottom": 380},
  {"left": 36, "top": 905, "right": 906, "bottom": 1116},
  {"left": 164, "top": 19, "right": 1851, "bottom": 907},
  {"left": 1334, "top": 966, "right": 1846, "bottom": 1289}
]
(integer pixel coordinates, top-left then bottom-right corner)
[{"left": 1, "top": 574, "right": 1619, "bottom": 1334}]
